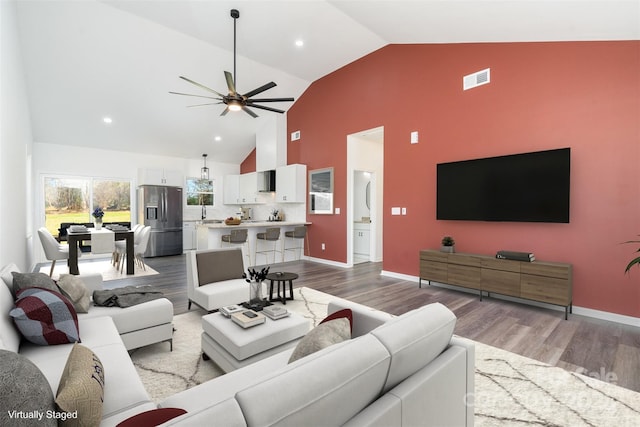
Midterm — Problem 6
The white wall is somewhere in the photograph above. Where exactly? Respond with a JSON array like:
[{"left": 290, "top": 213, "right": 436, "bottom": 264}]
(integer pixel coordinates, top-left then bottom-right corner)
[{"left": 1, "top": 2, "right": 32, "bottom": 271}]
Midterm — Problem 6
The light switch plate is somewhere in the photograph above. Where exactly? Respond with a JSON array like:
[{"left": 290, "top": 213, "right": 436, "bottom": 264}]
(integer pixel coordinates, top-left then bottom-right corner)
[
  {"left": 402, "top": 207, "right": 407, "bottom": 215},
  {"left": 391, "top": 207, "right": 401, "bottom": 215},
  {"left": 335, "top": 207, "right": 340, "bottom": 214}
]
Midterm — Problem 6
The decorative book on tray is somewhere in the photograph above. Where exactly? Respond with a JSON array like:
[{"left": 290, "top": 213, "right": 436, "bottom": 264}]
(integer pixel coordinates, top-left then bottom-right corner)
[
  {"left": 220, "top": 304, "right": 244, "bottom": 318},
  {"left": 231, "top": 310, "right": 266, "bottom": 328},
  {"left": 69, "top": 225, "right": 88, "bottom": 233},
  {"left": 262, "top": 305, "right": 290, "bottom": 320}
]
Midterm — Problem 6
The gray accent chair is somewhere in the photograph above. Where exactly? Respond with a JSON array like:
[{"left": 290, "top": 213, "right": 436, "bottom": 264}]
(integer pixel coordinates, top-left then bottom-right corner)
[{"left": 187, "top": 248, "right": 265, "bottom": 311}]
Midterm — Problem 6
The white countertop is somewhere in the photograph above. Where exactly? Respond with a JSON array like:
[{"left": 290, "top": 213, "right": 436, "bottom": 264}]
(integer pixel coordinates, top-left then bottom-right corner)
[{"left": 197, "top": 221, "right": 310, "bottom": 229}]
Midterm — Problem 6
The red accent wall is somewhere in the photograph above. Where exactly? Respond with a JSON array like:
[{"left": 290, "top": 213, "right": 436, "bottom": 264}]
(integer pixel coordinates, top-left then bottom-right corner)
[
  {"left": 287, "top": 41, "right": 640, "bottom": 317},
  {"left": 240, "top": 148, "right": 257, "bottom": 173}
]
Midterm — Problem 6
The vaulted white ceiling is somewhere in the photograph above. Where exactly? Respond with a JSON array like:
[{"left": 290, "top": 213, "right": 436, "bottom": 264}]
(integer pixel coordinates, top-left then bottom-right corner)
[{"left": 15, "top": 0, "right": 639, "bottom": 164}]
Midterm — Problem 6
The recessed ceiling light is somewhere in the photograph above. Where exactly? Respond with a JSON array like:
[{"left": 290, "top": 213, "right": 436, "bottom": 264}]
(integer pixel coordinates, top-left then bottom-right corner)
[
  {"left": 102, "top": 117, "right": 113, "bottom": 124},
  {"left": 214, "top": 136, "right": 222, "bottom": 141},
  {"left": 295, "top": 39, "right": 304, "bottom": 47}
]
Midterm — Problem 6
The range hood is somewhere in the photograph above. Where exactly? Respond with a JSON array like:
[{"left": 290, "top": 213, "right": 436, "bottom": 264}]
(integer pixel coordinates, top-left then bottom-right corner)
[{"left": 258, "top": 170, "right": 276, "bottom": 192}]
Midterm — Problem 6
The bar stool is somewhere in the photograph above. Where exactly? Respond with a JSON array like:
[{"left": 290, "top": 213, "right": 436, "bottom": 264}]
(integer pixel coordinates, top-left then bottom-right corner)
[
  {"left": 255, "top": 227, "right": 281, "bottom": 265},
  {"left": 221, "top": 228, "right": 251, "bottom": 266},
  {"left": 283, "top": 226, "right": 309, "bottom": 261}
]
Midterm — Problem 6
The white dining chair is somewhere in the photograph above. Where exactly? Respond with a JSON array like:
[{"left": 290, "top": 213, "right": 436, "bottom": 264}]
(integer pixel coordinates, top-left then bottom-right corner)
[
  {"left": 118, "top": 226, "right": 151, "bottom": 272},
  {"left": 38, "top": 227, "right": 74, "bottom": 277},
  {"left": 113, "top": 224, "right": 144, "bottom": 267}
]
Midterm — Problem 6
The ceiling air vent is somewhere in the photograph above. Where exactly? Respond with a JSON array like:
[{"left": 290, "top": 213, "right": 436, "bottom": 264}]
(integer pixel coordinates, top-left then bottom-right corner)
[{"left": 463, "top": 68, "right": 490, "bottom": 91}]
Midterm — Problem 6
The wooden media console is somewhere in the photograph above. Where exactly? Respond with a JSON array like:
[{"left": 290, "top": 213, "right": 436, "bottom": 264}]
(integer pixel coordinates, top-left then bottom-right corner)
[{"left": 419, "top": 249, "right": 573, "bottom": 319}]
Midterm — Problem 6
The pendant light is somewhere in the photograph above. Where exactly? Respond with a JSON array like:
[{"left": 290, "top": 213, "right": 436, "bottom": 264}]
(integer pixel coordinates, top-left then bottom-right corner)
[{"left": 201, "top": 154, "right": 209, "bottom": 180}]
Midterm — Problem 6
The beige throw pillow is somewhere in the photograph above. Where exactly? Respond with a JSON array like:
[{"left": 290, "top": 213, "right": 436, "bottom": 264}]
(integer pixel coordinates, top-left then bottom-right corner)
[
  {"left": 55, "top": 344, "right": 105, "bottom": 427},
  {"left": 56, "top": 274, "right": 91, "bottom": 313},
  {"left": 288, "top": 317, "right": 351, "bottom": 363}
]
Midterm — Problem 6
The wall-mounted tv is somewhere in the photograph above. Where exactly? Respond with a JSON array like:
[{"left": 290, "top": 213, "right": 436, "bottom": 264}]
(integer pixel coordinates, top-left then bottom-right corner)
[{"left": 436, "top": 148, "right": 570, "bottom": 223}]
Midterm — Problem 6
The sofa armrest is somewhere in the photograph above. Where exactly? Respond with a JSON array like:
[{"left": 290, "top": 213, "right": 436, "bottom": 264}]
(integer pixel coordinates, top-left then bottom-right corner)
[{"left": 328, "top": 299, "right": 394, "bottom": 338}]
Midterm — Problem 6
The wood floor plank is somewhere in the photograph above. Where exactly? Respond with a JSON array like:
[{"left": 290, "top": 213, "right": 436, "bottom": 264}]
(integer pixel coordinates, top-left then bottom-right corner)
[{"left": 67, "top": 255, "right": 640, "bottom": 393}]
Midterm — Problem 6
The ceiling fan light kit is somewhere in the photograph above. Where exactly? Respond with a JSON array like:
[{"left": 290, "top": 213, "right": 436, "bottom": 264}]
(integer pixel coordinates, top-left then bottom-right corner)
[{"left": 170, "top": 9, "right": 294, "bottom": 118}]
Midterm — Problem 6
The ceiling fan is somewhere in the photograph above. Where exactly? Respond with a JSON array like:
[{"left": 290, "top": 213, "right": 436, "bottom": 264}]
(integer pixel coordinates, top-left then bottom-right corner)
[{"left": 169, "top": 9, "right": 294, "bottom": 118}]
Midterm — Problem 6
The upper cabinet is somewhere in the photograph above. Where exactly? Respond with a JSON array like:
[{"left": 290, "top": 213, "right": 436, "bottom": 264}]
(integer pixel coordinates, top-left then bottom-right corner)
[
  {"left": 256, "top": 115, "right": 287, "bottom": 171},
  {"left": 139, "top": 168, "right": 183, "bottom": 187},
  {"left": 276, "top": 164, "right": 306, "bottom": 203},
  {"left": 223, "top": 173, "right": 263, "bottom": 205}
]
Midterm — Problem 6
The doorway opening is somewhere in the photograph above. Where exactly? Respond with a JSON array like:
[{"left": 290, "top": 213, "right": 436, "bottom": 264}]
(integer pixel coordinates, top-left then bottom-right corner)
[{"left": 346, "top": 127, "right": 384, "bottom": 266}]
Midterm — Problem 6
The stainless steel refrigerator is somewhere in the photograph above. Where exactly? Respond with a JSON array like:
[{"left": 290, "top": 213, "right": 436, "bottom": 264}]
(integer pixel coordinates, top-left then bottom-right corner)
[{"left": 138, "top": 185, "right": 183, "bottom": 257}]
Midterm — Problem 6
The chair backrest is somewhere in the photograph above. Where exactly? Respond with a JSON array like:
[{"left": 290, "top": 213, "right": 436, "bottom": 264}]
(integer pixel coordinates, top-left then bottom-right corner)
[
  {"left": 135, "top": 226, "right": 152, "bottom": 255},
  {"left": 264, "top": 227, "right": 280, "bottom": 241},
  {"left": 37, "top": 227, "right": 65, "bottom": 260},
  {"left": 132, "top": 223, "right": 145, "bottom": 242},
  {"left": 229, "top": 228, "right": 248, "bottom": 243},
  {"left": 292, "top": 226, "right": 306, "bottom": 238}
]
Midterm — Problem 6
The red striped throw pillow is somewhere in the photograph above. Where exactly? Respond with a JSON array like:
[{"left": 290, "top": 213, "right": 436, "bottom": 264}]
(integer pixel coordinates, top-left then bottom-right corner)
[{"left": 10, "top": 287, "right": 80, "bottom": 345}]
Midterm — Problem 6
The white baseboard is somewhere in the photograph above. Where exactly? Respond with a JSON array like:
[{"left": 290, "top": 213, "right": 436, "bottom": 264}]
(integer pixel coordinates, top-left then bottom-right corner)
[
  {"left": 306, "top": 256, "right": 350, "bottom": 268},
  {"left": 380, "top": 271, "right": 640, "bottom": 327}
]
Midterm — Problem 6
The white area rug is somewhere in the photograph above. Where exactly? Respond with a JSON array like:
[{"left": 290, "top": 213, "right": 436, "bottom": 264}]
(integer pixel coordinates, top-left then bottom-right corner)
[
  {"left": 40, "top": 258, "right": 159, "bottom": 282},
  {"left": 132, "top": 287, "right": 640, "bottom": 425}
]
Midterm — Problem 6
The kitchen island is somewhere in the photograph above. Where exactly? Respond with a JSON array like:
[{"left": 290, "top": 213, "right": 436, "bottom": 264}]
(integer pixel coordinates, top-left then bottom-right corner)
[{"left": 196, "top": 221, "right": 311, "bottom": 267}]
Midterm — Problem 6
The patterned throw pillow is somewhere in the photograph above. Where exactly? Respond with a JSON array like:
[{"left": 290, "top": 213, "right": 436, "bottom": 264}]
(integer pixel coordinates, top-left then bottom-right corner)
[
  {"left": 288, "top": 317, "right": 351, "bottom": 363},
  {"left": 11, "top": 271, "right": 58, "bottom": 297},
  {"left": 56, "top": 344, "right": 105, "bottom": 427},
  {"left": 9, "top": 287, "right": 80, "bottom": 345},
  {"left": 0, "top": 349, "right": 57, "bottom": 427},
  {"left": 56, "top": 274, "right": 91, "bottom": 313}
]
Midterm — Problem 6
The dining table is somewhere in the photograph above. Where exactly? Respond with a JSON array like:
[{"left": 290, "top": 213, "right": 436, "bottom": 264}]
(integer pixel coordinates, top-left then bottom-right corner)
[{"left": 66, "top": 229, "right": 135, "bottom": 275}]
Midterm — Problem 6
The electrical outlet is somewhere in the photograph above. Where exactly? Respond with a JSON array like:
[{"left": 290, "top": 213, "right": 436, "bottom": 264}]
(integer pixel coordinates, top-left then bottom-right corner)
[{"left": 321, "top": 243, "right": 326, "bottom": 251}]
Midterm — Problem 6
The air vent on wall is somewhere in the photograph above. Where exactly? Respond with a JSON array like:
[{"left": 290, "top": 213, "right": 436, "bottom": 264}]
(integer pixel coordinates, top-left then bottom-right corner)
[{"left": 463, "top": 68, "right": 490, "bottom": 91}]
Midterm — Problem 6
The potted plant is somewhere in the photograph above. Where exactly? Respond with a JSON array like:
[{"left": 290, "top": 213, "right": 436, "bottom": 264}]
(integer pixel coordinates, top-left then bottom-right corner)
[
  {"left": 624, "top": 235, "right": 640, "bottom": 274},
  {"left": 92, "top": 207, "right": 105, "bottom": 230},
  {"left": 441, "top": 236, "right": 455, "bottom": 253}
]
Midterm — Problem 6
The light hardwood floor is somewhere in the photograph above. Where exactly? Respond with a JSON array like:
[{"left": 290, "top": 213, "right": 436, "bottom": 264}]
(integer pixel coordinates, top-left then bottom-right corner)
[{"left": 95, "top": 255, "right": 640, "bottom": 393}]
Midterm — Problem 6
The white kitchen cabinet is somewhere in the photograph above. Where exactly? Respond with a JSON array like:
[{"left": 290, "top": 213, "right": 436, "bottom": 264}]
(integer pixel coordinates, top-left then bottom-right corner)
[
  {"left": 183, "top": 222, "right": 197, "bottom": 251},
  {"left": 223, "top": 173, "right": 263, "bottom": 204},
  {"left": 276, "top": 164, "right": 306, "bottom": 203},
  {"left": 139, "top": 168, "right": 183, "bottom": 187},
  {"left": 353, "top": 223, "right": 370, "bottom": 256},
  {"left": 223, "top": 174, "right": 241, "bottom": 204}
]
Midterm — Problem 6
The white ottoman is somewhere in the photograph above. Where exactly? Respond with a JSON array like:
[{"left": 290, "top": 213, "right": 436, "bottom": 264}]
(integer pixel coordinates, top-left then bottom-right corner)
[{"left": 202, "top": 311, "right": 309, "bottom": 372}]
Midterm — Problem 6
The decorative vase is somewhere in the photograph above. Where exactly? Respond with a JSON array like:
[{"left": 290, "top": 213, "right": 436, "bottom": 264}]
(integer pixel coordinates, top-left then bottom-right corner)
[
  {"left": 94, "top": 219, "right": 102, "bottom": 230},
  {"left": 249, "top": 280, "right": 264, "bottom": 304}
]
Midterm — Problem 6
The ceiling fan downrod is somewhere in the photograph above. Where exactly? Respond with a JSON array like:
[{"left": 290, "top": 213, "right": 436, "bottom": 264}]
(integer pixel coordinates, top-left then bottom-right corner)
[{"left": 231, "top": 9, "right": 239, "bottom": 89}]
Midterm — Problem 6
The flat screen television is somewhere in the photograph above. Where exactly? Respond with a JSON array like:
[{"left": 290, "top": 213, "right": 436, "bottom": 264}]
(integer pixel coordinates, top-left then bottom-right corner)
[{"left": 436, "top": 148, "right": 570, "bottom": 223}]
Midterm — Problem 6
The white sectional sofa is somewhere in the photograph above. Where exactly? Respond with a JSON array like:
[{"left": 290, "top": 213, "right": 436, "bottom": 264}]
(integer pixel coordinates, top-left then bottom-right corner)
[
  {"left": 1, "top": 258, "right": 475, "bottom": 426},
  {"left": 0, "top": 263, "right": 174, "bottom": 426},
  {"left": 160, "top": 299, "right": 476, "bottom": 426}
]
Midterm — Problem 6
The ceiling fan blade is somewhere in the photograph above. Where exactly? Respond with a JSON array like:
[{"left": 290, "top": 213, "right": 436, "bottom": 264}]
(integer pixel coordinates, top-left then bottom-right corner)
[
  {"left": 224, "top": 71, "right": 236, "bottom": 95},
  {"left": 247, "top": 97, "right": 294, "bottom": 103},
  {"left": 179, "top": 76, "right": 226, "bottom": 98},
  {"left": 169, "top": 91, "right": 221, "bottom": 101},
  {"left": 243, "top": 82, "right": 277, "bottom": 98},
  {"left": 220, "top": 107, "right": 230, "bottom": 116},
  {"left": 247, "top": 103, "right": 285, "bottom": 114},
  {"left": 242, "top": 106, "right": 259, "bottom": 118},
  {"left": 187, "top": 102, "right": 223, "bottom": 108}
]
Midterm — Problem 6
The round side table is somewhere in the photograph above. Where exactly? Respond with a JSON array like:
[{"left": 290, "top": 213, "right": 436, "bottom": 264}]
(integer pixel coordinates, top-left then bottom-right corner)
[{"left": 266, "top": 272, "right": 298, "bottom": 304}]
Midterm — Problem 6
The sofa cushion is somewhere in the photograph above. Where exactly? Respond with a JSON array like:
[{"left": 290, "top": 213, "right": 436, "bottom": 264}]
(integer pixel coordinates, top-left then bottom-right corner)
[
  {"left": 0, "top": 349, "right": 57, "bottom": 427},
  {"left": 371, "top": 302, "right": 457, "bottom": 392},
  {"left": 10, "top": 287, "right": 80, "bottom": 345},
  {"left": 55, "top": 343, "right": 104, "bottom": 426},
  {"left": 288, "top": 317, "right": 351, "bottom": 363},
  {"left": 11, "top": 271, "right": 58, "bottom": 297},
  {"left": 56, "top": 274, "right": 91, "bottom": 313},
  {"left": 79, "top": 297, "right": 173, "bottom": 335},
  {"left": 236, "top": 334, "right": 391, "bottom": 427}
]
